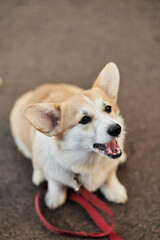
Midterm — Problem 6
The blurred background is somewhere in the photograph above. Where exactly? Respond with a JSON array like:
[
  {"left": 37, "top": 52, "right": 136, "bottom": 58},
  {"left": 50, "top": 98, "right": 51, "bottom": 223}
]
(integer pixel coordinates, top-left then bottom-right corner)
[{"left": 0, "top": 1, "right": 159, "bottom": 239}]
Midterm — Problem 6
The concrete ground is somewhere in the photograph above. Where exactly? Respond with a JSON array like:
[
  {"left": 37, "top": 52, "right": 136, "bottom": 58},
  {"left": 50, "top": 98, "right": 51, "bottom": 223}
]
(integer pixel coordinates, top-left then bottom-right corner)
[{"left": 0, "top": 0, "right": 159, "bottom": 239}]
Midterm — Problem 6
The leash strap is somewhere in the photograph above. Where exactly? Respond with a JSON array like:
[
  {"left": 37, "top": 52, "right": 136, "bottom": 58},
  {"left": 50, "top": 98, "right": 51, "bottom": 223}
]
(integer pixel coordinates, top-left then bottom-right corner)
[{"left": 35, "top": 185, "right": 123, "bottom": 240}]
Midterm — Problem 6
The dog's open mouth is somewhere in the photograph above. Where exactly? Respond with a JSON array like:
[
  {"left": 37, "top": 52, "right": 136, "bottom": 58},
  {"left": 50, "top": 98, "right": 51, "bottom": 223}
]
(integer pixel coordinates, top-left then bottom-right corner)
[{"left": 93, "top": 139, "right": 122, "bottom": 159}]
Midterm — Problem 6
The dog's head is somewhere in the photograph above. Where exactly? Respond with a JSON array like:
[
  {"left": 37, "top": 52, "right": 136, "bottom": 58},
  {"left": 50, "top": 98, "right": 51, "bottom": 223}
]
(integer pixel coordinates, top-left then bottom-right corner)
[{"left": 24, "top": 63, "right": 123, "bottom": 160}]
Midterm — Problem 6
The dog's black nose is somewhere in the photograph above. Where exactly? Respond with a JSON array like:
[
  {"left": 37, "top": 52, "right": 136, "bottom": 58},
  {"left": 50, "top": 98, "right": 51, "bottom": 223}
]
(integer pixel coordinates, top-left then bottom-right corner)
[{"left": 107, "top": 124, "right": 121, "bottom": 137}]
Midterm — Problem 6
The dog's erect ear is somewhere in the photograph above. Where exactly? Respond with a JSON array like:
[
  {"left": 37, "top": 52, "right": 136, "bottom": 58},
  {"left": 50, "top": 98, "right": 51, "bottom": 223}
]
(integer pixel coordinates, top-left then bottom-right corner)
[
  {"left": 93, "top": 62, "right": 120, "bottom": 102},
  {"left": 24, "top": 103, "right": 61, "bottom": 136}
]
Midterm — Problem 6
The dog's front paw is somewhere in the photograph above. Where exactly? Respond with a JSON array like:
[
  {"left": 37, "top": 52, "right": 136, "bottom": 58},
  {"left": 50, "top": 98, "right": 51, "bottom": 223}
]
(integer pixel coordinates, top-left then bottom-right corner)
[
  {"left": 45, "top": 191, "right": 67, "bottom": 209},
  {"left": 101, "top": 182, "right": 128, "bottom": 204}
]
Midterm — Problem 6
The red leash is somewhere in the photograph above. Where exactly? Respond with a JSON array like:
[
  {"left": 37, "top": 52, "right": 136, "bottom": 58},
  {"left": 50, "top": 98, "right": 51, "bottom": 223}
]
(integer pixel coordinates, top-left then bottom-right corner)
[{"left": 35, "top": 184, "right": 123, "bottom": 240}]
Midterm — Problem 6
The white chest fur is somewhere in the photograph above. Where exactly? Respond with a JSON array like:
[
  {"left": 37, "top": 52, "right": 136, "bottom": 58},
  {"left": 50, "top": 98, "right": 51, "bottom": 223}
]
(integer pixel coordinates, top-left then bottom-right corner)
[{"left": 32, "top": 131, "right": 120, "bottom": 192}]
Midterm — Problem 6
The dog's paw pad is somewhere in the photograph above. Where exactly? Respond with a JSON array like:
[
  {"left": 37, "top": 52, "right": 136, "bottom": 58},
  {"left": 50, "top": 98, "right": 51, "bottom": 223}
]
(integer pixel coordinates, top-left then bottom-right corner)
[
  {"left": 102, "top": 183, "right": 128, "bottom": 204},
  {"left": 45, "top": 191, "right": 67, "bottom": 209}
]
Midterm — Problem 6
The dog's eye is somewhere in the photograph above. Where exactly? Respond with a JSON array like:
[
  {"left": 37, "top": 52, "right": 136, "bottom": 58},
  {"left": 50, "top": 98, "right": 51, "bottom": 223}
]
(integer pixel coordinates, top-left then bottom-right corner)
[
  {"left": 105, "top": 105, "right": 112, "bottom": 113},
  {"left": 79, "top": 116, "right": 92, "bottom": 124}
]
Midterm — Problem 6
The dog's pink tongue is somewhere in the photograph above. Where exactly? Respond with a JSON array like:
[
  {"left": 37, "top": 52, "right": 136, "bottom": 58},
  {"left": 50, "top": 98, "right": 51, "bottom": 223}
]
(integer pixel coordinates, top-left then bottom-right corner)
[{"left": 105, "top": 139, "right": 120, "bottom": 154}]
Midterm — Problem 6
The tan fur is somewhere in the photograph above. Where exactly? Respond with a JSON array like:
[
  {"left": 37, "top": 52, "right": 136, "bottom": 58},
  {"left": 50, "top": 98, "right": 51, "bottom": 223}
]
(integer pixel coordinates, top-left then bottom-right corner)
[
  {"left": 10, "top": 84, "right": 82, "bottom": 156},
  {"left": 84, "top": 87, "right": 118, "bottom": 113}
]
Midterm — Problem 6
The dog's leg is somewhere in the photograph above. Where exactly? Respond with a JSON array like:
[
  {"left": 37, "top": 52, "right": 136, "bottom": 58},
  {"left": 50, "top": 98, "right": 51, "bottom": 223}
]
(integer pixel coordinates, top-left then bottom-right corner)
[
  {"left": 45, "top": 179, "right": 67, "bottom": 209},
  {"left": 100, "top": 168, "right": 128, "bottom": 204},
  {"left": 32, "top": 168, "right": 44, "bottom": 186}
]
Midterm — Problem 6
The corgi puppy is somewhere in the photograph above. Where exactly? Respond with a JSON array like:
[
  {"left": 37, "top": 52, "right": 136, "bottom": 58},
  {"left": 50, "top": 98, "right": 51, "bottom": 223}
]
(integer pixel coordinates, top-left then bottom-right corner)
[{"left": 10, "top": 62, "right": 128, "bottom": 209}]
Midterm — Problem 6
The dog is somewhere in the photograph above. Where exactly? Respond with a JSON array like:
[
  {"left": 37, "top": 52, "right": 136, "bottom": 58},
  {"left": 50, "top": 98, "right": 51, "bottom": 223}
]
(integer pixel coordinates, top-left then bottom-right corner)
[{"left": 10, "top": 62, "right": 128, "bottom": 209}]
